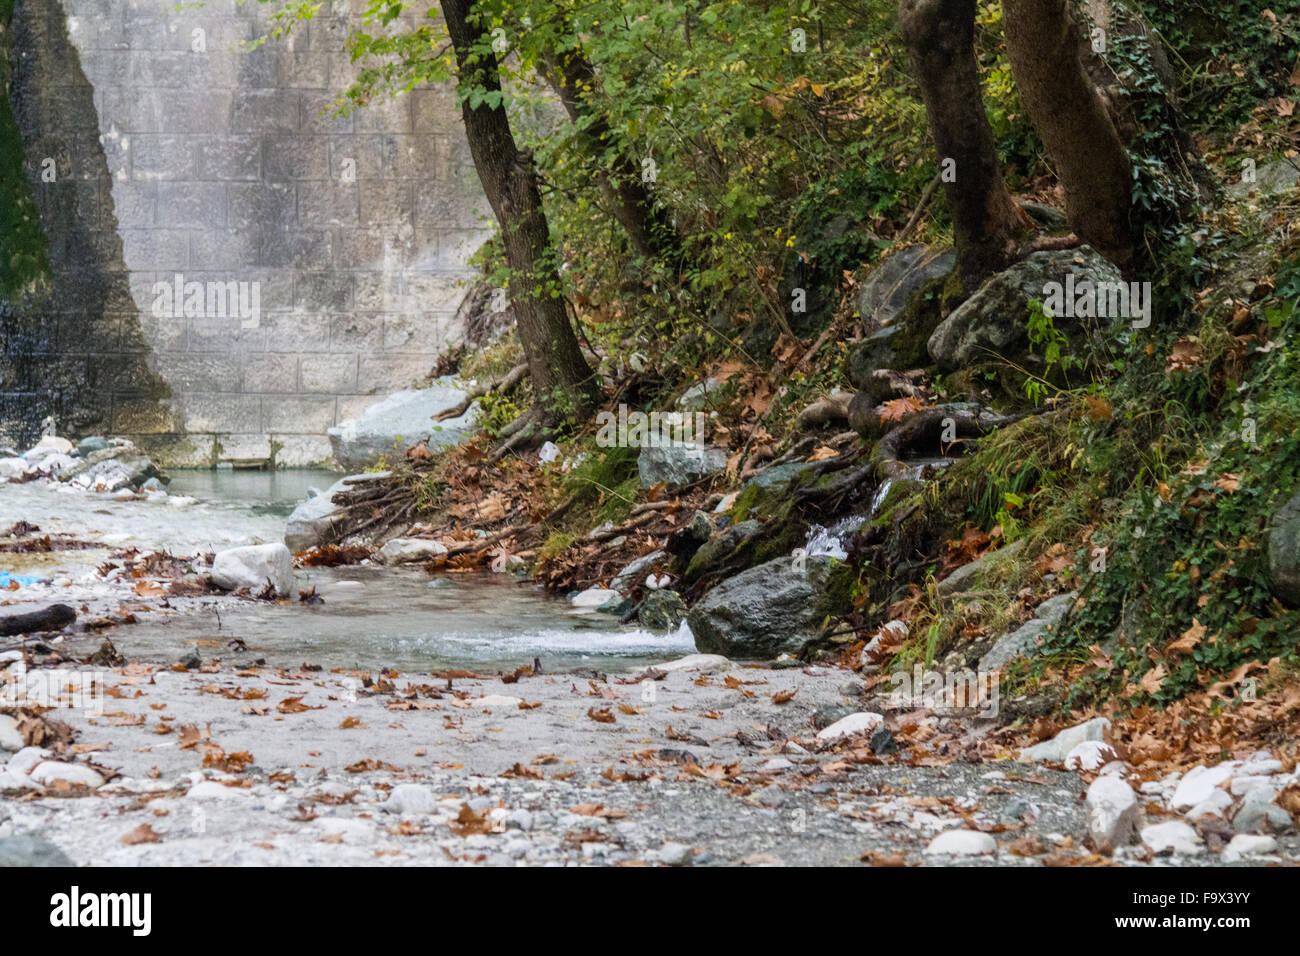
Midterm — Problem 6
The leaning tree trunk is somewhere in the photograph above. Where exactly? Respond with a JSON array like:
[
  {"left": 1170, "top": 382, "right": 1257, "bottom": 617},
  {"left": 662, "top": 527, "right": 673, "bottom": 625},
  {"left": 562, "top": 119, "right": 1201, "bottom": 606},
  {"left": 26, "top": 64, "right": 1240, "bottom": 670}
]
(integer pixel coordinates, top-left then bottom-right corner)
[
  {"left": 543, "top": 42, "right": 679, "bottom": 264},
  {"left": 440, "top": 0, "right": 597, "bottom": 423},
  {"left": 1003, "top": 0, "right": 1137, "bottom": 271},
  {"left": 898, "top": 0, "right": 1026, "bottom": 292}
]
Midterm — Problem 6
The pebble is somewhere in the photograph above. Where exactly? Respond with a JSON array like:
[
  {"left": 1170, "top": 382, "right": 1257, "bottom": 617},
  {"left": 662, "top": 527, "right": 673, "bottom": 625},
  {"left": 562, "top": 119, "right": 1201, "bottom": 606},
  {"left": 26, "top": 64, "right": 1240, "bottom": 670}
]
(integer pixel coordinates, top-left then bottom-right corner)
[
  {"left": 1086, "top": 775, "right": 1139, "bottom": 850},
  {"left": 0, "top": 715, "right": 22, "bottom": 751},
  {"left": 386, "top": 784, "right": 437, "bottom": 815},
  {"left": 27, "top": 761, "right": 104, "bottom": 788},
  {"left": 651, "top": 841, "right": 694, "bottom": 866},
  {"left": 1170, "top": 762, "right": 1239, "bottom": 809},
  {"left": 1019, "top": 717, "right": 1110, "bottom": 763},
  {"left": 1222, "top": 834, "right": 1277, "bottom": 862},
  {"left": 925, "top": 829, "right": 997, "bottom": 856},
  {"left": 1064, "top": 740, "right": 1119, "bottom": 771},
  {"left": 815, "top": 711, "right": 884, "bottom": 743},
  {"left": 1141, "top": 821, "right": 1204, "bottom": 856}
]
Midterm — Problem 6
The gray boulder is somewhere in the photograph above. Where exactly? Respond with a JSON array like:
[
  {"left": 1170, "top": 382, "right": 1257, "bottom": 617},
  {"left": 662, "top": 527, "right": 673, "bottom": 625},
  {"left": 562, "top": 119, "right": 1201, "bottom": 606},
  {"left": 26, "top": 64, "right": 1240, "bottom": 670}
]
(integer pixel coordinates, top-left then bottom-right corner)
[
  {"left": 1267, "top": 491, "right": 1300, "bottom": 606},
  {"left": 59, "top": 446, "right": 164, "bottom": 491},
  {"left": 1227, "top": 158, "right": 1300, "bottom": 200},
  {"left": 284, "top": 473, "right": 386, "bottom": 552},
  {"left": 927, "top": 246, "right": 1123, "bottom": 370},
  {"left": 979, "top": 591, "right": 1077, "bottom": 673},
  {"left": 637, "top": 441, "right": 727, "bottom": 488},
  {"left": 687, "top": 555, "right": 834, "bottom": 658},
  {"left": 377, "top": 538, "right": 448, "bottom": 565},
  {"left": 639, "top": 589, "right": 688, "bottom": 631},
  {"left": 75, "top": 435, "right": 110, "bottom": 457},
  {"left": 211, "top": 543, "right": 294, "bottom": 596},
  {"left": 857, "top": 244, "right": 955, "bottom": 335},
  {"left": 328, "top": 380, "right": 477, "bottom": 471}
]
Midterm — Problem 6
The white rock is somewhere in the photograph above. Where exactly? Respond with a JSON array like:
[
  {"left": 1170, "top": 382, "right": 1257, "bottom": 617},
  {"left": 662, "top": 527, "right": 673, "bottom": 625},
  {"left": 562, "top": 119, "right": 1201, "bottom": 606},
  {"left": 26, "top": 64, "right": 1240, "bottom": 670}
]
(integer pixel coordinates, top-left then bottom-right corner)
[
  {"left": 1222, "top": 834, "right": 1277, "bottom": 862},
  {"left": 1086, "top": 775, "right": 1140, "bottom": 850},
  {"left": 377, "top": 538, "right": 449, "bottom": 565},
  {"left": 25, "top": 435, "right": 73, "bottom": 457},
  {"left": 816, "top": 712, "right": 884, "bottom": 743},
  {"left": 27, "top": 761, "right": 104, "bottom": 788},
  {"left": 925, "top": 829, "right": 997, "bottom": 856},
  {"left": 210, "top": 543, "right": 294, "bottom": 596},
  {"left": 1238, "top": 758, "right": 1283, "bottom": 776},
  {"left": 6, "top": 746, "right": 50, "bottom": 776},
  {"left": 0, "top": 457, "right": 28, "bottom": 480},
  {"left": 760, "top": 757, "right": 794, "bottom": 772},
  {"left": 570, "top": 587, "right": 621, "bottom": 608},
  {"left": 1141, "top": 821, "right": 1204, "bottom": 855},
  {"left": 650, "top": 654, "right": 731, "bottom": 673},
  {"left": 0, "top": 715, "right": 22, "bottom": 751},
  {"left": 1065, "top": 740, "right": 1119, "bottom": 772},
  {"left": 186, "top": 780, "right": 249, "bottom": 799},
  {"left": 1186, "top": 790, "right": 1233, "bottom": 820},
  {"left": 652, "top": 841, "right": 694, "bottom": 866},
  {"left": 385, "top": 783, "right": 437, "bottom": 815},
  {"left": 1170, "top": 762, "right": 1239, "bottom": 809},
  {"left": 1019, "top": 717, "right": 1111, "bottom": 763},
  {"left": 1230, "top": 775, "right": 1279, "bottom": 797}
]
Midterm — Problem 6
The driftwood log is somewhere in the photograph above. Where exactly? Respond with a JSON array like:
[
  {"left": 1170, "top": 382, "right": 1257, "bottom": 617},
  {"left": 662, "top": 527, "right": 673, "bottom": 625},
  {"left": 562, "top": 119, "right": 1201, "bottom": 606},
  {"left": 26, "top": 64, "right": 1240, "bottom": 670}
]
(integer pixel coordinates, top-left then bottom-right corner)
[{"left": 0, "top": 603, "right": 76, "bottom": 637}]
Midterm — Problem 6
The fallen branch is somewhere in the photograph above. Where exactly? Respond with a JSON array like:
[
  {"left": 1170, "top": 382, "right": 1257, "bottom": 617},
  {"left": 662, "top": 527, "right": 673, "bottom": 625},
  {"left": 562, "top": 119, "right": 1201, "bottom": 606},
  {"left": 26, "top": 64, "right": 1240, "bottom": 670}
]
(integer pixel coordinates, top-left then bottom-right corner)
[
  {"left": 0, "top": 604, "right": 76, "bottom": 637},
  {"left": 435, "top": 363, "right": 528, "bottom": 422}
]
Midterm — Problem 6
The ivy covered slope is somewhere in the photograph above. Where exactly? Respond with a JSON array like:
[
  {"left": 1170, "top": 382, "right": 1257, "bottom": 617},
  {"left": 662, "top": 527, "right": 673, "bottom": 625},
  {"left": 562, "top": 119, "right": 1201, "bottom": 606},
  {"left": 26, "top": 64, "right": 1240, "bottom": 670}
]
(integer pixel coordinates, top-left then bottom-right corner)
[{"left": 273, "top": 0, "right": 1300, "bottom": 726}]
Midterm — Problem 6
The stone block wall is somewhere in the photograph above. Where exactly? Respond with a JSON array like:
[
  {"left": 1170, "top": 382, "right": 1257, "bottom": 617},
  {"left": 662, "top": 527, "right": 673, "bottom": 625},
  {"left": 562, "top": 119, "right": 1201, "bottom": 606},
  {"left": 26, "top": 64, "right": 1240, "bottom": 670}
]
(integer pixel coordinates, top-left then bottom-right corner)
[{"left": 1, "top": 0, "right": 490, "bottom": 465}]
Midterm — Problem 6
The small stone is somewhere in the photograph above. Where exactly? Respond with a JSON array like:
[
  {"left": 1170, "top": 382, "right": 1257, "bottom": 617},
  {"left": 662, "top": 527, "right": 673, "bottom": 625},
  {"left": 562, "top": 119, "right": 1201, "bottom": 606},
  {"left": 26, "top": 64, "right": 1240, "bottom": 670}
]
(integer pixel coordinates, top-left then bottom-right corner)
[
  {"left": 1233, "top": 790, "right": 1293, "bottom": 834},
  {"left": 815, "top": 711, "right": 884, "bottom": 743},
  {"left": 925, "top": 829, "right": 996, "bottom": 856},
  {"left": 1222, "top": 834, "right": 1277, "bottom": 862},
  {"left": 27, "top": 761, "right": 104, "bottom": 788},
  {"left": 1141, "top": 821, "right": 1204, "bottom": 856},
  {"left": 1086, "top": 775, "right": 1140, "bottom": 851},
  {"left": 570, "top": 587, "right": 621, "bottom": 609},
  {"left": 377, "top": 538, "right": 449, "bottom": 565},
  {"left": 178, "top": 649, "right": 201, "bottom": 670},
  {"left": 652, "top": 842, "right": 694, "bottom": 866},
  {"left": 760, "top": 757, "right": 794, "bottom": 773},
  {"left": 1065, "top": 740, "right": 1119, "bottom": 772},
  {"left": 0, "top": 715, "right": 22, "bottom": 751},
  {"left": 1018, "top": 717, "right": 1111, "bottom": 763},
  {"left": 811, "top": 704, "right": 858, "bottom": 730},
  {"left": 210, "top": 543, "right": 294, "bottom": 596},
  {"left": 386, "top": 783, "right": 437, "bottom": 815},
  {"left": 869, "top": 726, "right": 898, "bottom": 756},
  {"left": 1170, "top": 762, "right": 1239, "bottom": 810}
]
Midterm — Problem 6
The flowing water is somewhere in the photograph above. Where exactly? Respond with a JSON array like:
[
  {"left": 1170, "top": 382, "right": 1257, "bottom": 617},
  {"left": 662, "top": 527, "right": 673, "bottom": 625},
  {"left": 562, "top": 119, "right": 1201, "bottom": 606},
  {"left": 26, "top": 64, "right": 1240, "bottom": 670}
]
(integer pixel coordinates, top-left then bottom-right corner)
[{"left": 0, "top": 472, "right": 693, "bottom": 672}]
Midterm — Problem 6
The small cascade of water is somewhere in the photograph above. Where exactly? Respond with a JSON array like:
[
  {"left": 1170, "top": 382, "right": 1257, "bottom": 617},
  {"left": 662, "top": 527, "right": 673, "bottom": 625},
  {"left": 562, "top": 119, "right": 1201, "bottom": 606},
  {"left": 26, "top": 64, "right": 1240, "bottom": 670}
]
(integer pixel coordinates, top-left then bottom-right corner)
[{"left": 802, "top": 515, "right": 866, "bottom": 560}]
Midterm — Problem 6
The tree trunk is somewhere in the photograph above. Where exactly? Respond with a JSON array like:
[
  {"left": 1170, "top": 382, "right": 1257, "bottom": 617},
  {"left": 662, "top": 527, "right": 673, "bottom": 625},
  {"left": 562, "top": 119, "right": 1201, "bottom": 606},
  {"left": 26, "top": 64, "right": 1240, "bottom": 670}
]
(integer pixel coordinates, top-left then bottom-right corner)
[
  {"left": 1003, "top": 0, "right": 1137, "bottom": 271},
  {"left": 898, "top": 0, "right": 1026, "bottom": 292},
  {"left": 440, "top": 0, "right": 597, "bottom": 423},
  {"left": 542, "top": 43, "right": 678, "bottom": 264}
]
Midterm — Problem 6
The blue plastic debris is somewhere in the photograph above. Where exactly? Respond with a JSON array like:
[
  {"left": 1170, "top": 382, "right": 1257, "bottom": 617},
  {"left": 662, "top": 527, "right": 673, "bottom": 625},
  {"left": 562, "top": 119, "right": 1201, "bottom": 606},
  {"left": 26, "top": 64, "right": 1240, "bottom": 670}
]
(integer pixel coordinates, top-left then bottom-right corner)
[{"left": 0, "top": 571, "right": 44, "bottom": 588}]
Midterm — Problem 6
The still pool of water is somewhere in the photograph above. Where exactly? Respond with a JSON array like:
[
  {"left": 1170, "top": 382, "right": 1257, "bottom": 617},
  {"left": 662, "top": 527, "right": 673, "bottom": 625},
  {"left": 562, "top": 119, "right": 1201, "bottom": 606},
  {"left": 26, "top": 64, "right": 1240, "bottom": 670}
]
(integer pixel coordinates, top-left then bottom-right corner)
[{"left": 3, "top": 470, "right": 694, "bottom": 673}]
